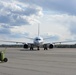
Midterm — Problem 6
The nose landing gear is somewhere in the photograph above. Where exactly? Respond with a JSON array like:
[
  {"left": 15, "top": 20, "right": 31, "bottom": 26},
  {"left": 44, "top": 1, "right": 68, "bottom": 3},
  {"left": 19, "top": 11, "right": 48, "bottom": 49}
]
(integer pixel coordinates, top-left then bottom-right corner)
[{"left": 37, "top": 46, "right": 40, "bottom": 50}]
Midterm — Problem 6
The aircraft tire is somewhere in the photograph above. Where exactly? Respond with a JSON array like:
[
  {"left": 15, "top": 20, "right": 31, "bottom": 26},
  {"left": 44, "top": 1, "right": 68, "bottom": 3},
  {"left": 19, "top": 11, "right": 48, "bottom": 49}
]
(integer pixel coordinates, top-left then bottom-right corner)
[{"left": 37, "top": 48, "right": 40, "bottom": 50}]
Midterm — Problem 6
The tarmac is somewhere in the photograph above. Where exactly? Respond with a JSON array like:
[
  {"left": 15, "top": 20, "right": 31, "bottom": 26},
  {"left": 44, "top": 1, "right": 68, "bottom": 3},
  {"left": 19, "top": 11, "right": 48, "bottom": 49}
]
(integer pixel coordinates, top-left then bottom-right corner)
[{"left": 0, "top": 48, "right": 76, "bottom": 75}]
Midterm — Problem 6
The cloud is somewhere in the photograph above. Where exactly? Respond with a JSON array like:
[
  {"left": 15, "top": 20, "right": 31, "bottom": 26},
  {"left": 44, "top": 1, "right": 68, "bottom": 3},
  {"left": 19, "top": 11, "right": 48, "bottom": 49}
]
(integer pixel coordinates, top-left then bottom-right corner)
[
  {"left": 18, "top": 0, "right": 76, "bottom": 15},
  {"left": 0, "top": 24, "right": 29, "bottom": 40},
  {"left": 9, "top": 32, "right": 29, "bottom": 38},
  {"left": 69, "top": 25, "right": 76, "bottom": 35},
  {"left": 39, "top": 13, "right": 76, "bottom": 41},
  {"left": 44, "top": 35, "right": 60, "bottom": 42},
  {"left": 0, "top": 0, "right": 76, "bottom": 43},
  {"left": 0, "top": 27, "right": 10, "bottom": 34},
  {"left": 0, "top": 0, "right": 43, "bottom": 40},
  {"left": 0, "top": 0, "right": 43, "bottom": 26}
]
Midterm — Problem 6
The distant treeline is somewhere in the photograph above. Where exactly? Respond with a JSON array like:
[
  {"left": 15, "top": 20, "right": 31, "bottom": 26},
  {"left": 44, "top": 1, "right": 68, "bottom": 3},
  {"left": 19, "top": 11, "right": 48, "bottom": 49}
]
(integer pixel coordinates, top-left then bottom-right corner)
[
  {"left": 54, "top": 44, "right": 76, "bottom": 48},
  {"left": 0, "top": 44, "right": 76, "bottom": 48},
  {"left": 0, "top": 44, "right": 23, "bottom": 48}
]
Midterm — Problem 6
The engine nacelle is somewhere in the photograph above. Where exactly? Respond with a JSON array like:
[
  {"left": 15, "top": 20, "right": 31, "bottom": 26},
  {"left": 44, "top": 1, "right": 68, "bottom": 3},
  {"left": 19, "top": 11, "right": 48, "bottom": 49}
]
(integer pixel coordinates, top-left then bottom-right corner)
[
  {"left": 49, "top": 44, "right": 53, "bottom": 49},
  {"left": 23, "top": 44, "right": 28, "bottom": 48}
]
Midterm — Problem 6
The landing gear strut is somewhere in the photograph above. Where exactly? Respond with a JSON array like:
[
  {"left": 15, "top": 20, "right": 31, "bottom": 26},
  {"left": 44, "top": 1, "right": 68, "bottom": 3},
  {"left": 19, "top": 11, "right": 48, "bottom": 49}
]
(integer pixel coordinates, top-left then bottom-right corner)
[
  {"left": 44, "top": 47, "right": 48, "bottom": 50},
  {"left": 30, "top": 47, "right": 33, "bottom": 50},
  {"left": 43, "top": 44, "right": 48, "bottom": 50},
  {"left": 30, "top": 44, "right": 34, "bottom": 50},
  {"left": 37, "top": 46, "right": 40, "bottom": 50}
]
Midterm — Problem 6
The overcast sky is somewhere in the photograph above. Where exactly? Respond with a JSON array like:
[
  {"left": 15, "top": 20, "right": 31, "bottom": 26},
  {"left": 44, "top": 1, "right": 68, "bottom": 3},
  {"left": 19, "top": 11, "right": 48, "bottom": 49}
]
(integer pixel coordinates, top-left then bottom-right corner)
[{"left": 0, "top": 0, "right": 76, "bottom": 43}]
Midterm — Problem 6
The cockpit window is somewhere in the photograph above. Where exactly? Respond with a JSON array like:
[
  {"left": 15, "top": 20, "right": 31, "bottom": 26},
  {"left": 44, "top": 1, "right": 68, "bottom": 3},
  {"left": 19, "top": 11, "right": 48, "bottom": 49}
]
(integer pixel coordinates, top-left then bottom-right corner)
[{"left": 35, "top": 38, "right": 41, "bottom": 40}]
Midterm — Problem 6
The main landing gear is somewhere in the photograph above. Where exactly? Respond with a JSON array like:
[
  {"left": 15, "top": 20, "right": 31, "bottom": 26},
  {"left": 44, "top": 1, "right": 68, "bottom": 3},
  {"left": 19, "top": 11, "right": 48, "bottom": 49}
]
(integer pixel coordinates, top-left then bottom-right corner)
[
  {"left": 43, "top": 44, "right": 48, "bottom": 50},
  {"left": 30, "top": 44, "right": 34, "bottom": 50}
]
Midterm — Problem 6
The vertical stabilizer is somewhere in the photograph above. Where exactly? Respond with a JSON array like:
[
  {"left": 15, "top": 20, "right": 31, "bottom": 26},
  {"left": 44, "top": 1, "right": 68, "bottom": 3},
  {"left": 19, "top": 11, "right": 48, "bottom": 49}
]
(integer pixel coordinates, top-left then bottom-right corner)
[{"left": 38, "top": 24, "right": 40, "bottom": 36}]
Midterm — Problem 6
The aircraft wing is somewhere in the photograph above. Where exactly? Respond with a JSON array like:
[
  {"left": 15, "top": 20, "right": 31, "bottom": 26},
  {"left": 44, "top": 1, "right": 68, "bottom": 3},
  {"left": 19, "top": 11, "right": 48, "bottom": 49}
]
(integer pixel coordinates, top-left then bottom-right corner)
[
  {"left": 0, "top": 37, "right": 34, "bottom": 44},
  {"left": 0, "top": 40, "right": 26, "bottom": 44},
  {"left": 52, "top": 40, "right": 76, "bottom": 44},
  {"left": 0, "top": 40, "right": 76, "bottom": 44}
]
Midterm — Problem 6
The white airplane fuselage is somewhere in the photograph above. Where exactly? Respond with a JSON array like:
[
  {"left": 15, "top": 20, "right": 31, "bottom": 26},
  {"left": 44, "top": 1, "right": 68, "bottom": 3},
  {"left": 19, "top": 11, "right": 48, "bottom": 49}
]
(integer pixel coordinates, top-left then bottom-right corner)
[{"left": 33, "top": 36, "right": 43, "bottom": 46}]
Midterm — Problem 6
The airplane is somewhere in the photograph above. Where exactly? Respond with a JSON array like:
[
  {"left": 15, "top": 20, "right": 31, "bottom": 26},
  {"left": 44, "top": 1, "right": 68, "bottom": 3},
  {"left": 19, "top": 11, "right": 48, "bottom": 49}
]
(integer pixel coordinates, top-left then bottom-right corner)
[
  {"left": 0, "top": 25, "right": 76, "bottom": 50},
  {"left": 0, "top": 25, "right": 54, "bottom": 50},
  {"left": 23, "top": 24, "right": 54, "bottom": 50}
]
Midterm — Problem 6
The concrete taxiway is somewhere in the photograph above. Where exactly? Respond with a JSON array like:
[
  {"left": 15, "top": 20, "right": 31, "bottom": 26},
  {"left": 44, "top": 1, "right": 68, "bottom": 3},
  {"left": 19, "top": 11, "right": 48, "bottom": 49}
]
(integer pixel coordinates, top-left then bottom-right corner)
[{"left": 0, "top": 48, "right": 76, "bottom": 75}]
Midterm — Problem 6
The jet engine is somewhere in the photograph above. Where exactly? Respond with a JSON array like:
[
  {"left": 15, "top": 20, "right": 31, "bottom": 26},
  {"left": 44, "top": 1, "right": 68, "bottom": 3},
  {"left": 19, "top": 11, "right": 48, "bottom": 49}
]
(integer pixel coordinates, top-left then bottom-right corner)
[
  {"left": 23, "top": 44, "right": 28, "bottom": 48},
  {"left": 49, "top": 44, "right": 53, "bottom": 49}
]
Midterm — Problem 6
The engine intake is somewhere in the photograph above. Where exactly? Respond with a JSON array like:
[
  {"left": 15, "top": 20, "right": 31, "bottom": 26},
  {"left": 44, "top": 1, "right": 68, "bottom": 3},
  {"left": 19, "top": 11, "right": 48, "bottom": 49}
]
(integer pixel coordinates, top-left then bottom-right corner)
[
  {"left": 23, "top": 44, "right": 28, "bottom": 48},
  {"left": 49, "top": 44, "right": 53, "bottom": 49}
]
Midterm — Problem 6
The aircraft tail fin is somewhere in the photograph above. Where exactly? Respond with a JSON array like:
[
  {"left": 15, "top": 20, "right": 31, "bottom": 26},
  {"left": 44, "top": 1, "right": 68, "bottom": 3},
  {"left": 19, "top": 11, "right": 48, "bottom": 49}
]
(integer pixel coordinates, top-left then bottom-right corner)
[{"left": 38, "top": 24, "right": 40, "bottom": 36}]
